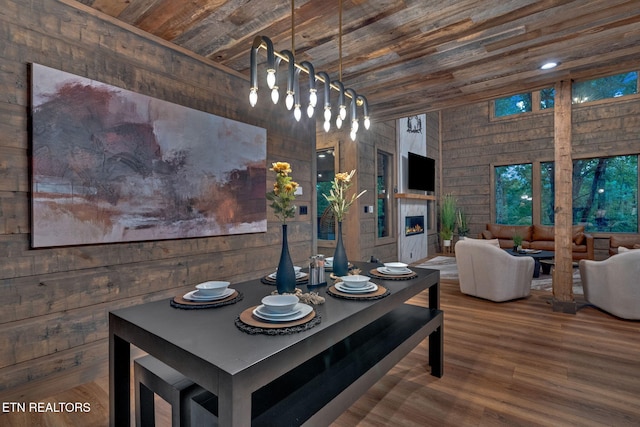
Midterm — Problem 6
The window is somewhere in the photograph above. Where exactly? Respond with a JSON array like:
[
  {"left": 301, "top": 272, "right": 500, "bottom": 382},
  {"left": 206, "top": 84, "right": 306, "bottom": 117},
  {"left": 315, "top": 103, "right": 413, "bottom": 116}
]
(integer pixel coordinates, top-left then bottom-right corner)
[
  {"left": 494, "top": 164, "right": 532, "bottom": 225},
  {"left": 540, "top": 87, "right": 555, "bottom": 110},
  {"left": 572, "top": 72, "right": 638, "bottom": 104},
  {"left": 317, "top": 148, "right": 336, "bottom": 240},
  {"left": 541, "top": 156, "right": 638, "bottom": 232},
  {"left": 494, "top": 93, "right": 532, "bottom": 117},
  {"left": 493, "top": 71, "right": 639, "bottom": 117},
  {"left": 377, "top": 150, "right": 393, "bottom": 238},
  {"left": 493, "top": 88, "right": 554, "bottom": 118}
]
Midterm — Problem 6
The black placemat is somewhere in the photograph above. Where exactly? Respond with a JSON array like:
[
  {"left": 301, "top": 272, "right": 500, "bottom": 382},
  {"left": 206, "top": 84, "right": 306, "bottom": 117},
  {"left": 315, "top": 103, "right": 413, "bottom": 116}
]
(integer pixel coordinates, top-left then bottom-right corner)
[
  {"left": 368, "top": 268, "right": 418, "bottom": 281},
  {"left": 326, "top": 284, "right": 390, "bottom": 301},
  {"left": 170, "top": 291, "right": 244, "bottom": 309},
  {"left": 235, "top": 307, "right": 321, "bottom": 335},
  {"left": 260, "top": 274, "right": 309, "bottom": 286}
]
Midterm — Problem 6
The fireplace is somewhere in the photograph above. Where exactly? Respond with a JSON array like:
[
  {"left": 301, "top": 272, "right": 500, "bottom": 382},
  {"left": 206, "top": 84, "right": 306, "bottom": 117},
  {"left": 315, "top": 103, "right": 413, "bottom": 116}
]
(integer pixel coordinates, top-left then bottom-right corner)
[{"left": 405, "top": 216, "right": 425, "bottom": 236}]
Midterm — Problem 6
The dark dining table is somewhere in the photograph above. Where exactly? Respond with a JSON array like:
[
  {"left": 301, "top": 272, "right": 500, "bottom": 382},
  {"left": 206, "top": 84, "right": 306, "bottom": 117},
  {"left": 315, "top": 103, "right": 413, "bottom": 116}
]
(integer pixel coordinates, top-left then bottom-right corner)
[{"left": 109, "top": 262, "right": 443, "bottom": 426}]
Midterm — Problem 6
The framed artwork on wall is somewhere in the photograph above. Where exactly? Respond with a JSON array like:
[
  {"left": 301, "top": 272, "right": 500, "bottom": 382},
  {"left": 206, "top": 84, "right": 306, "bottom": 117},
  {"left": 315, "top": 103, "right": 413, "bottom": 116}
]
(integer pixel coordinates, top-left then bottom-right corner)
[{"left": 30, "top": 63, "right": 267, "bottom": 248}]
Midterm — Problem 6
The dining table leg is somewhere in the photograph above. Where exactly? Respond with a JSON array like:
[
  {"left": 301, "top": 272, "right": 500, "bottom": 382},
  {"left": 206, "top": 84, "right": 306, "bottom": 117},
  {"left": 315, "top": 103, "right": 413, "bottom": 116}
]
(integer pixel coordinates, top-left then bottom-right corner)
[
  {"left": 109, "top": 325, "right": 131, "bottom": 426},
  {"left": 217, "top": 374, "right": 253, "bottom": 427}
]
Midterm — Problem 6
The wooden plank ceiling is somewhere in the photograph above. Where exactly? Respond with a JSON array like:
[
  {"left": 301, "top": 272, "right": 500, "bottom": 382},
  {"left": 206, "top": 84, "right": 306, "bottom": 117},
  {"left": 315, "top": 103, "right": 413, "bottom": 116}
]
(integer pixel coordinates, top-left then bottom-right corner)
[{"left": 79, "top": 0, "right": 640, "bottom": 122}]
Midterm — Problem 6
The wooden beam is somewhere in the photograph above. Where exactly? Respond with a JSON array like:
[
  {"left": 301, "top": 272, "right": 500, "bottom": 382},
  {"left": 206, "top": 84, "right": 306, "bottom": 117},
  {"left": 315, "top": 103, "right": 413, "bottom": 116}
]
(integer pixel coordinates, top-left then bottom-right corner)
[{"left": 551, "top": 79, "right": 576, "bottom": 313}]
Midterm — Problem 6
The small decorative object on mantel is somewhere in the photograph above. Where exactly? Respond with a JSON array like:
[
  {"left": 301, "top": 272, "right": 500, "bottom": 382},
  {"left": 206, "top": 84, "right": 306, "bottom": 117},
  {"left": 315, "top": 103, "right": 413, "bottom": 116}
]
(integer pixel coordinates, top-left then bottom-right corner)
[
  {"left": 323, "top": 170, "right": 366, "bottom": 276},
  {"left": 266, "top": 162, "right": 299, "bottom": 294}
]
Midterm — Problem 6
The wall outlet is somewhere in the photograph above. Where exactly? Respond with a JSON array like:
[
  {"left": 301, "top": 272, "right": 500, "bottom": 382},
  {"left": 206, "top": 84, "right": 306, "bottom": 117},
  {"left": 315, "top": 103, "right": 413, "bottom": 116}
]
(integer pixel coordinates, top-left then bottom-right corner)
[{"left": 294, "top": 186, "right": 303, "bottom": 195}]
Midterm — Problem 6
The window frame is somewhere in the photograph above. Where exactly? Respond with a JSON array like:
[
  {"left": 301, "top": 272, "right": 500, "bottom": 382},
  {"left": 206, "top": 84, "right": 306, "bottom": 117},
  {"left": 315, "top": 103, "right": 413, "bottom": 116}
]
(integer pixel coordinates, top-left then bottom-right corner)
[
  {"left": 316, "top": 146, "right": 339, "bottom": 243},
  {"left": 491, "top": 154, "right": 639, "bottom": 234},
  {"left": 375, "top": 147, "right": 396, "bottom": 245}
]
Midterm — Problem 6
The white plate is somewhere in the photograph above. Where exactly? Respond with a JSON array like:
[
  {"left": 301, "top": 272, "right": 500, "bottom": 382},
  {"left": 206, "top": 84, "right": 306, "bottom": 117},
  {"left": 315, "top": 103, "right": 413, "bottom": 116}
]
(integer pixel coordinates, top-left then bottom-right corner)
[
  {"left": 377, "top": 266, "right": 412, "bottom": 275},
  {"left": 255, "top": 306, "right": 301, "bottom": 318},
  {"left": 335, "top": 282, "right": 378, "bottom": 294},
  {"left": 183, "top": 288, "right": 234, "bottom": 301},
  {"left": 253, "top": 303, "right": 312, "bottom": 322},
  {"left": 268, "top": 272, "right": 308, "bottom": 280}
]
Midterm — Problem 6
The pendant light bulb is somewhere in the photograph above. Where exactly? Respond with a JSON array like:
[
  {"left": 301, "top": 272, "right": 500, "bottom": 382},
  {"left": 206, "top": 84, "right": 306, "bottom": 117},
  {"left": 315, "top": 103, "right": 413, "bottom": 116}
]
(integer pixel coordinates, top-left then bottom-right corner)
[
  {"left": 352, "top": 119, "right": 359, "bottom": 133},
  {"left": 266, "top": 70, "right": 276, "bottom": 89},
  {"left": 285, "top": 92, "right": 294, "bottom": 110},
  {"left": 339, "top": 105, "right": 347, "bottom": 120},
  {"left": 324, "top": 106, "right": 331, "bottom": 122},
  {"left": 323, "top": 120, "right": 331, "bottom": 132},
  {"left": 249, "top": 88, "right": 258, "bottom": 107},
  {"left": 309, "top": 90, "right": 317, "bottom": 108},
  {"left": 307, "top": 104, "right": 314, "bottom": 118},
  {"left": 350, "top": 129, "right": 357, "bottom": 141},
  {"left": 336, "top": 116, "right": 343, "bottom": 129},
  {"left": 271, "top": 87, "right": 279, "bottom": 104},
  {"left": 364, "top": 116, "right": 371, "bottom": 130},
  {"left": 294, "top": 105, "right": 302, "bottom": 121}
]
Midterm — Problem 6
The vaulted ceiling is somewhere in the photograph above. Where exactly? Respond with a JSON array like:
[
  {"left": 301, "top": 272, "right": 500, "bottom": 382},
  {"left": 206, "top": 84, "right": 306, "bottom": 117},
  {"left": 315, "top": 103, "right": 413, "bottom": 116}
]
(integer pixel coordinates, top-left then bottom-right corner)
[{"left": 80, "top": 0, "right": 640, "bottom": 122}]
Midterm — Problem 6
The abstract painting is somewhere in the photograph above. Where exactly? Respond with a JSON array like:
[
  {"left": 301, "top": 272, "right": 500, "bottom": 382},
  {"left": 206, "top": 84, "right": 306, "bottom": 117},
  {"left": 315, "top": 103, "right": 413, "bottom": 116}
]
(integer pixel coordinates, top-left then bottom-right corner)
[{"left": 31, "top": 63, "right": 267, "bottom": 247}]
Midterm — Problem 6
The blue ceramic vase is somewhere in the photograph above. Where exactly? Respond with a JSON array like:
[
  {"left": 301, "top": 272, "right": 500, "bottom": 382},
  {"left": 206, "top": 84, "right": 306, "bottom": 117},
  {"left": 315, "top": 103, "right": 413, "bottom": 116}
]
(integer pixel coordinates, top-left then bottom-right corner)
[
  {"left": 276, "top": 224, "right": 296, "bottom": 294},
  {"left": 332, "top": 221, "right": 349, "bottom": 277}
]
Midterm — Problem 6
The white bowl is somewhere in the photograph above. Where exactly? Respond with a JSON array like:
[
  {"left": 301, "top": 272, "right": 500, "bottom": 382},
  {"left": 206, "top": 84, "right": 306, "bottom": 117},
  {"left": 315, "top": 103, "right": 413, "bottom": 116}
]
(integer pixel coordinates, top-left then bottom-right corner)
[
  {"left": 261, "top": 295, "right": 299, "bottom": 314},
  {"left": 340, "top": 275, "right": 370, "bottom": 288},
  {"left": 384, "top": 262, "right": 408, "bottom": 272},
  {"left": 195, "top": 281, "right": 230, "bottom": 296}
]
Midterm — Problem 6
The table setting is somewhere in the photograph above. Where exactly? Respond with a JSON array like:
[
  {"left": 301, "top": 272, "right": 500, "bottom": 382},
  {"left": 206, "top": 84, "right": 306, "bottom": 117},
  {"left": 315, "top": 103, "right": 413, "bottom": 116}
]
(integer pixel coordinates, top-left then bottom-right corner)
[
  {"left": 260, "top": 265, "right": 310, "bottom": 286},
  {"left": 327, "top": 273, "right": 390, "bottom": 300},
  {"left": 236, "top": 294, "right": 322, "bottom": 335},
  {"left": 368, "top": 261, "right": 418, "bottom": 280},
  {"left": 170, "top": 280, "right": 244, "bottom": 309}
]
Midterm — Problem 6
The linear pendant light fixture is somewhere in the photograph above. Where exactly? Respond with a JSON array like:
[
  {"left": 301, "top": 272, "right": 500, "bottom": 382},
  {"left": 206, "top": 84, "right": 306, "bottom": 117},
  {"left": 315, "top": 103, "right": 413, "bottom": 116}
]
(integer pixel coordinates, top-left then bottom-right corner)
[{"left": 249, "top": 0, "right": 370, "bottom": 141}]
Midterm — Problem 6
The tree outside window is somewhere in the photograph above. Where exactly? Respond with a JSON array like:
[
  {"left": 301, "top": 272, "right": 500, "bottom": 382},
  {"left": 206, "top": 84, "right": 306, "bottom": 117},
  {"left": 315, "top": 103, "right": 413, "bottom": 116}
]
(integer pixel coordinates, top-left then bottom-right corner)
[
  {"left": 572, "top": 72, "right": 638, "bottom": 104},
  {"left": 494, "top": 93, "right": 532, "bottom": 117},
  {"left": 494, "top": 164, "right": 532, "bottom": 225},
  {"left": 541, "top": 156, "right": 638, "bottom": 232}
]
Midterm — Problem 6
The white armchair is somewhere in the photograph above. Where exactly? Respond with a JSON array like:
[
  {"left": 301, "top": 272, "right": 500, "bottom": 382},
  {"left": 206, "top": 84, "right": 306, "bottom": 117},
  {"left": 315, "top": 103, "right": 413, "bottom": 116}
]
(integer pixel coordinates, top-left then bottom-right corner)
[
  {"left": 455, "top": 238, "right": 534, "bottom": 302},
  {"left": 579, "top": 250, "right": 640, "bottom": 320}
]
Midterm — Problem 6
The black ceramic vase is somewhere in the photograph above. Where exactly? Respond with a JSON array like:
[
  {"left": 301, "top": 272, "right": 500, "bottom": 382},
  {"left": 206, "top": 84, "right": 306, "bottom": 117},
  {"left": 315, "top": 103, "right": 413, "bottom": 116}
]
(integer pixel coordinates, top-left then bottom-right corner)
[
  {"left": 276, "top": 224, "right": 296, "bottom": 294},
  {"left": 333, "top": 221, "right": 349, "bottom": 277}
]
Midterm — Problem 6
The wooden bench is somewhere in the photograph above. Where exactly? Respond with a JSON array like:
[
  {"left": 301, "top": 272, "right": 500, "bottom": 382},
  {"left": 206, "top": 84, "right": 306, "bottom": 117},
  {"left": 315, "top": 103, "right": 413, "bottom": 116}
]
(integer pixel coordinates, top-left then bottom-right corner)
[{"left": 134, "top": 355, "right": 210, "bottom": 426}]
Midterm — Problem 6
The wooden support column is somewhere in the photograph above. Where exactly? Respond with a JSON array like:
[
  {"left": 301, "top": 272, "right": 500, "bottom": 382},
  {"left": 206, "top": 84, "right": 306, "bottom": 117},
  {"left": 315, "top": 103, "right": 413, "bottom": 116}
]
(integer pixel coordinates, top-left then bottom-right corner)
[{"left": 552, "top": 80, "right": 577, "bottom": 314}]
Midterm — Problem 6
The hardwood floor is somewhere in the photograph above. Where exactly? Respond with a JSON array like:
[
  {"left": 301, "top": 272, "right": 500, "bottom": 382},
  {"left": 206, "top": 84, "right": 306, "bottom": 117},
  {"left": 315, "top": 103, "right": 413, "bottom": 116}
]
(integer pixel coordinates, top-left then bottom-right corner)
[{"left": 2, "top": 280, "right": 639, "bottom": 426}]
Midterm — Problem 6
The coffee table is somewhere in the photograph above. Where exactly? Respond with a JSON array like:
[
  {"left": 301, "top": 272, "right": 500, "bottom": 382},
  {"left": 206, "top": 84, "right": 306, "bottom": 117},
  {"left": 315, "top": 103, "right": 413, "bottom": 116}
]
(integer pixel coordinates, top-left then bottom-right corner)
[{"left": 504, "top": 249, "right": 555, "bottom": 278}]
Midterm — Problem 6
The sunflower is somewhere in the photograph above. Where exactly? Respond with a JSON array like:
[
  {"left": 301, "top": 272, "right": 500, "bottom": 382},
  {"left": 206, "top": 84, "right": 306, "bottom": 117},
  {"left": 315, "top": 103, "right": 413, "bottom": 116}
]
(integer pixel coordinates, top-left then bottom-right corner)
[{"left": 266, "top": 162, "right": 298, "bottom": 223}]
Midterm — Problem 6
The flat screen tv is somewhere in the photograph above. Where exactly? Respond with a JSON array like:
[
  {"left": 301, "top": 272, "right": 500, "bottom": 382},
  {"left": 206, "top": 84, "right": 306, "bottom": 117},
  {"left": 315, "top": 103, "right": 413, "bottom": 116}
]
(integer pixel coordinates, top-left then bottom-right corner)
[{"left": 407, "top": 152, "right": 435, "bottom": 192}]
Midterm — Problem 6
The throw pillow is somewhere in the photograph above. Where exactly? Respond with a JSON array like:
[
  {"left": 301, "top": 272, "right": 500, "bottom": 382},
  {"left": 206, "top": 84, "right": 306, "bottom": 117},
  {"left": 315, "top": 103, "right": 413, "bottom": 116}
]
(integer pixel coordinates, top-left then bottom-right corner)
[{"left": 481, "top": 230, "right": 493, "bottom": 240}]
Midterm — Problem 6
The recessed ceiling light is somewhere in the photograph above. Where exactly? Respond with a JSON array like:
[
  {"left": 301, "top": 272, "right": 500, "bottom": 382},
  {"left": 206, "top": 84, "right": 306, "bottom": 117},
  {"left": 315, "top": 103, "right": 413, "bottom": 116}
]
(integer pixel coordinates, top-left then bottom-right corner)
[{"left": 541, "top": 62, "right": 558, "bottom": 70}]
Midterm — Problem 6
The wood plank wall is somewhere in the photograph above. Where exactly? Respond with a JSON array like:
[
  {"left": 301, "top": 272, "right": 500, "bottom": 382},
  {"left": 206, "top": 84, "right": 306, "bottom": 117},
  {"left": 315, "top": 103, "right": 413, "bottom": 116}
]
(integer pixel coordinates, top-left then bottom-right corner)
[
  {"left": 440, "top": 94, "right": 640, "bottom": 259},
  {"left": 0, "top": 0, "right": 315, "bottom": 400}
]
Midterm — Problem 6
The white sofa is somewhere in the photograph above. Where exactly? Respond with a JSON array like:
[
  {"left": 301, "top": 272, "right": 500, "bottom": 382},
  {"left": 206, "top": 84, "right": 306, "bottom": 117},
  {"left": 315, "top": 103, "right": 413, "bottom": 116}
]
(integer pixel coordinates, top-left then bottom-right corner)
[
  {"left": 579, "top": 249, "right": 640, "bottom": 320},
  {"left": 455, "top": 238, "right": 534, "bottom": 302}
]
